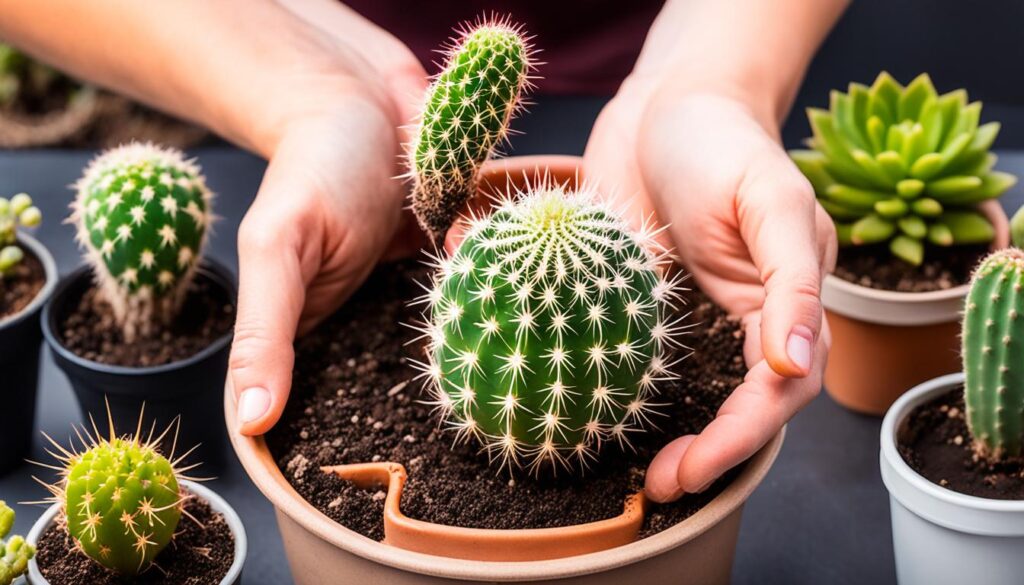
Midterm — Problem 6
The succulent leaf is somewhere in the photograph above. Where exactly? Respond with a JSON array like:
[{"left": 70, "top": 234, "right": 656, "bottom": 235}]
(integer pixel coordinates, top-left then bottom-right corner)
[
  {"left": 0, "top": 501, "right": 33, "bottom": 585},
  {"left": 72, "top": 143, "right": 213, "bottom": 339},
  {"left": 792, "top": 73, "right": 1016, "bottom": 265},
  {"left": 0, "top": 192, "right": 41, "bottom": 278},
  {"left": 419, "top": 184, "right": 686, "bottom": 473}
]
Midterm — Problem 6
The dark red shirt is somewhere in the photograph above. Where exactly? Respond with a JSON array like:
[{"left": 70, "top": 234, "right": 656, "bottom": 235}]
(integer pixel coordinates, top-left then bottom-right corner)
[{"left": 345, "top": 1, "right": 664, "bottom": 95}]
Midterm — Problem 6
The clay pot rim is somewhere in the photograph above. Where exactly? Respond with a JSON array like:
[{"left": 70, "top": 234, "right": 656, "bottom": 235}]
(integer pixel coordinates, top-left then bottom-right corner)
[
  {"left": 40, "top": 260, "right": 236, "bottom": 377},
  {"left": 0, "top": 232, "right": 57, "bottom": 329},
  {"left": 226, "top": 373, "right": 784, "bottom": 580},
  {"left": 823, "top": 201, "right": 1010, "bottom": 326},
  {"left": 25, "top": 480, "right": 248, "bottom": 585}
]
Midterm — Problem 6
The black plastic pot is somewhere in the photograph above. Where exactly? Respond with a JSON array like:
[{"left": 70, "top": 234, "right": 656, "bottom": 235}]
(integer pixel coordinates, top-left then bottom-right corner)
[
  {"left": 42, "top": 260, "right": 236, "bottom": 469},
  {"left": 0, "top": 233, "right": 57, "bottom": 475}
]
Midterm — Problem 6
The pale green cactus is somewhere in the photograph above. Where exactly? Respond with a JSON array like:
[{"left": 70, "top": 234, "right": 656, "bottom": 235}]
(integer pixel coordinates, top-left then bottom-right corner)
[
  {"left": 0, "top": 193, "right": 42, "bottom": 278},
  {"left": 72, "top": 143, "right": 213, "bottom": 339},
  {"left": 963, "top": 248, "right": 1024, "bottom": 461},
  {"left": 791, "top": 73, "right": 1016, "bottom": 265},
  {"left": 1012, "top": 205, "right": 1024, "bottom": 249},
  {"left": 417, "top": 184, "right": 687, "bottom": 473},
  {"left": 0, "top": 501, "right": 33, "bottom": 585},
  {"left": 38, "top": 410, "right": 196, "bottom": 576},
  {"left": 409, "top": 18, "right": 534, "bottom": 244}
]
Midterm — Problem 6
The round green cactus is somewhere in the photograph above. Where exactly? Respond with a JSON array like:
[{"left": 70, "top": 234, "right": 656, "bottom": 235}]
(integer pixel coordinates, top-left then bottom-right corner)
[
  {"left": 418, "top": 185, "right": 686, "bottom": 472},
  {"left": 963, "top": 248, "right": 1024, "bottom": 461},
  {"left": 410, "top": 18, "right": 534, "bottom": 244},
  {"left": 0, "top": 192, "right": 41, "bottom": 278},
  {"left": 791, "top": 72, "right": 1016, "bottom": 266},
  {"left": 0, "top": 501, "right": 33, "bottom": 585},
  {"left": 72, "top": 143, "right": 213, "bottom": 338}
]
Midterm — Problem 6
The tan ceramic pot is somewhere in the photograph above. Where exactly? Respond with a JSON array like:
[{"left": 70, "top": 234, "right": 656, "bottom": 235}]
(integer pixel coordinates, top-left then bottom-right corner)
[
  {"left": 226, "top": 155, "right": 785, "bottom": 583},
  {"left": 822, "top": 200, "right": 1010, "bottom": 416}
]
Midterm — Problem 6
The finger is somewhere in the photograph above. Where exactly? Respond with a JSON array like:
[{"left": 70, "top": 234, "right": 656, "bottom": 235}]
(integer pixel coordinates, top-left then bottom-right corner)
[
  {"left": 738, "top": 155, "right": 825, "bottom": 378},
  {"left": 645, "top": 435, "right": 696, "bottom": 503}
]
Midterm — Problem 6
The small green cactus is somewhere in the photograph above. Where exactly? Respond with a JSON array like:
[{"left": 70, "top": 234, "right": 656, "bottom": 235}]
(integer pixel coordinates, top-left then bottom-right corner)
[
  {"left": 417, "top": 184, "right": 686, "bottom": 472},
  {"left": 963, "top": 248, "right": 1024, "bottom": 461},
  {"left": 791, "top": 72, "right": 1016, "bottom": 266},
  {"left": 0, "top": 193, "right": 41, "bottom": 278},
  {"left": 72, "top": 143, "right": 213, "bottom": 340},
  {"left": 1012, "top": 205, "right": 1024, "bottom": 249},
  {"left": 0, "top": 43, "right": 85, "bottom": 112},
  {"left": 0, "top": 501, "right": 33, "bottom": 585},
  {"left": 38, "top": 411, "right": 195, "bottom": 575},
  {"left": 409, "top": 18, "right": 534, "bottom": 244}
]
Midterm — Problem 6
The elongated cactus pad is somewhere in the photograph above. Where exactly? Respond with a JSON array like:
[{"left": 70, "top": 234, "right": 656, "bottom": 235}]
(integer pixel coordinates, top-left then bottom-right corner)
[
  {"left": 0, "top": 501, "right": 33, "bottom": 585},
  {"left": 37, "top": 410, "right": 196, "bottom": 576},
  {"left": 791, "top": 73, "right": 1016, "bottom": 265},
  {"left": 410, "top": 19, "right": 533, "bottom": 244},
  {"left": 0, "top": 192, "right": 41, "bottom": 277},
  {"left": 418, "top": 184, "right": 687, "bottom": 472},
  {"left": 72, "top": 143, "right": 213, "bottom": 339},
  {"left": 963, "top": 248, "right": 1024, "bottom": 461}
]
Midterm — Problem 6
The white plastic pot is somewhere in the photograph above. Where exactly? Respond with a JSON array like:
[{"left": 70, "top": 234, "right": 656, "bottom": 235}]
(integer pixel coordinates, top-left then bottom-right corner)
[
  {"left": 880, "top": 372, "right": 1024, "bottom": 585},
  {"left": 25, "top": 480, "right": 247, "bottom": 585}
]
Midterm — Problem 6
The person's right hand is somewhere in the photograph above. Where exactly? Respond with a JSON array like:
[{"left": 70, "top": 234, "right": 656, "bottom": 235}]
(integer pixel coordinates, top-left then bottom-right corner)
[{"left": 229, "top": 13, "right": 428, "bottom": 436}]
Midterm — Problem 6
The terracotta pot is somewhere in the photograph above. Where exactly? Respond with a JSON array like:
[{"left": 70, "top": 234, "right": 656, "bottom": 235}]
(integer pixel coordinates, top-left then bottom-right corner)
[
  {"left": 226, "top": 155, "right": 786, "bottom": 584},
  {"left": 25, "top": 480, "right": 248, "bottom": 585},
  {"left": 822, "top": 200, "right": 1010, "bottom": 416}
]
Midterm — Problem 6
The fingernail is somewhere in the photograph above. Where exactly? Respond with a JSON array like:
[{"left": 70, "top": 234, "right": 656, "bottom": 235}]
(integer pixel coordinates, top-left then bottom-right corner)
[
  {"left": 693, "top": 479, "right": 715, "bottom": 494},
  {"left": 786, "top": 326, "right": 813, "bottom": 372},
  {"left": 239, "top": 387, "right": 271, "bottom": 424}
]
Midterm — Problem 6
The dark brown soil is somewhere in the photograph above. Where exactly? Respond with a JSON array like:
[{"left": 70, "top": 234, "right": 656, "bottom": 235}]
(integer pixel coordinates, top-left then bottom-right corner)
[
  {"left": 267, "top": 261, "right": 748, "bottom": 540},
  {"left": 833, "top": 245, "right": 988, "bottom": 292},
  {"left": 0, "top": 245, "right": 45, "bottom": 321},
  {"left": 898, "top": 385, "right": 1024, "bottom": 499},
  {"left": 35, "top": 491, "right": 235, "bottom": 585},
  {"left": 57, "top": 273, "right": 234, "bottom": 367}
]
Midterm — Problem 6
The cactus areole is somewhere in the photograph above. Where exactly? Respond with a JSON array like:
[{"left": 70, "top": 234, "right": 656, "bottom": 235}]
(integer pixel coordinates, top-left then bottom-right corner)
[
  {"left": 963, "top": 248, "right": 1024, "bottom": 461},
  {"left": 418, "top": 185, "right": 688, "bottom": 473},
  {"left": 409, "top": 19, "right": 533, "bottom": 244},
  {"left": 72, "top": 143, "right": 213, "bottom": 340}
]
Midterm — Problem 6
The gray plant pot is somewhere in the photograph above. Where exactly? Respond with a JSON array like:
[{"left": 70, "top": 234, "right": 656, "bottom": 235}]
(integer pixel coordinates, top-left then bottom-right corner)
[
  {"left": 25, "top": 480, "right": 247, "bottom": 585},
  {"left": 880, "top": 372, "right": 1024, "bottom": 585}
]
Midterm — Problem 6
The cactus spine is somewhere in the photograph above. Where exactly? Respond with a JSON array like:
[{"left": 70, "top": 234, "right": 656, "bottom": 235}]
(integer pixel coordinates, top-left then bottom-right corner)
[
  {"left": 72, "top": 143, "right": 213, "bottom": 340},
  {"left": 963, "top": 248, "right": 1024, "bottom": 460},
  {"left": 0, "top": 501, "right": 32, "bottom": 585},
  {"left": 37, "top": 410, "right": 196, "bottom": 576},
  {"left": 410, "top": 18, "right": 533, "bottom": 244},
  {"left": 0, "top": 193, "right": 41, "bottom": 277},
  {"left": 418, "top": 184, "right": 686, "bottom": 472}
]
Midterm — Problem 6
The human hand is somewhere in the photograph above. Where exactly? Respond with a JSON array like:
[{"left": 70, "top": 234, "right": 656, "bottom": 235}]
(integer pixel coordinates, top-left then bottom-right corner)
[{"left": 584, "top": 83, "right": 836, "bottom": 501}]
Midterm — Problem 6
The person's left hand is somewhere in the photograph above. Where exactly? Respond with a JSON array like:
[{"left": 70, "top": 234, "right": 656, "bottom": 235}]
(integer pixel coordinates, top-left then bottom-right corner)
[{"left": 583, "top": 78, "right": 837, "bottom": 501}]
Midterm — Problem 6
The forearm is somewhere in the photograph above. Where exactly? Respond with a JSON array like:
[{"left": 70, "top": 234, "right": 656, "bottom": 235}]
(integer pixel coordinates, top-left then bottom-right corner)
[
  {"left": 0, "top": 0, "right": 394, "bottom": 156},
  {"left": 633, "top": 0, "right": 849, "bottom": 130}
]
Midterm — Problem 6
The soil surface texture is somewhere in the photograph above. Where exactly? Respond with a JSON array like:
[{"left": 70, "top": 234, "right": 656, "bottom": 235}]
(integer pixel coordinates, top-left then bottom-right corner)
[
  {"left": 833, "top": 244, "right": 988, "bottom": 292},
  {"left": 35, "top": 492, "right": 235, "bottom": 585},
  {"left": 898, "top": 385, "right": 1024, "bottom": 499},
  {"left": 0, "top": 245, "right": 44, "bottom": 321},
  {"left": 57, "top": 272, "right": 234, "bottom": 367},
  {"left": 268, "top": 261, "right": 750, "bottom": 540}
]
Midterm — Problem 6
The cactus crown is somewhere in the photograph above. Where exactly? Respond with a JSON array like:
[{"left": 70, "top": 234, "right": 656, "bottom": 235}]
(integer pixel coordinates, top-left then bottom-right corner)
[
  {"left": 791, "top": 72, "right": 1016, "bottom": 266},
  {"left": 0, "top": 193, "right": 41, "bottom": 278},
  {"left": 963, "top": 248, "right": 1024, "bottom": 461},
  {"left": 35, "top": 408, "right": 200, "bottom": 576},
  {"left": 416, "top": 181, "right": 688, "bottom": 473},
  {"left": 72, "top": 143, "right": 213, "bottom": 339},
  {"left": 0, "top": 501, "right": 33, "bottom": 585},
  {"left": 409, "top": 17, "right": 534, "bottom": 244}
]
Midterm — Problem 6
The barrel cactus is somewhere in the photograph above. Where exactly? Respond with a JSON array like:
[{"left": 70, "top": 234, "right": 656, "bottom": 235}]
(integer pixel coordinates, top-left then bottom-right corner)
[
  {"left": 409, "top": 18, "right": 534, "bottom": 244},
  {"left": 418, "top": 184, "right": 685, "bottom": 472},
  {"left": 0, "top": 193, "right": 41, "bottom": 277},
  {"left": 72, "top": 143, "right": 213, "bottom": 339},
  {"left": 791, "top": 72, "right": 1016, "bottom": 266},
  {"left": 963, "top": 248, "right": 1024, "bottom": 461},
  {"left": 0, "top": 501, "right": 32, "bottom": 585},
  {"left": 38, "top": 413, "right": 190, "bottom": 575}
]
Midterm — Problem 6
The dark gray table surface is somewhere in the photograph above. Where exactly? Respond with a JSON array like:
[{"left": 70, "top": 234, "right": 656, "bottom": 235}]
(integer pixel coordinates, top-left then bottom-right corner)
[{"left": 2, "top": 100, "right": 1023, "bottom": 584}]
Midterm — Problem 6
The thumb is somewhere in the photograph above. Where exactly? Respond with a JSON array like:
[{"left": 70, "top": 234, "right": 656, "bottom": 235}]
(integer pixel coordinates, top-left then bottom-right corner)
[{"left": 739, "top": 158, "right": 828, "bottom": 378}]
